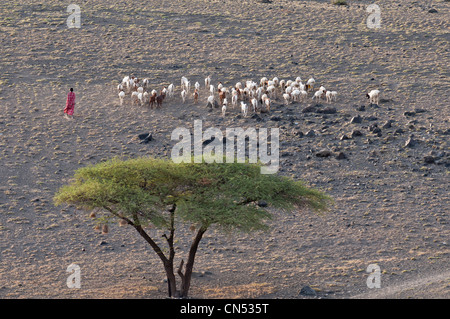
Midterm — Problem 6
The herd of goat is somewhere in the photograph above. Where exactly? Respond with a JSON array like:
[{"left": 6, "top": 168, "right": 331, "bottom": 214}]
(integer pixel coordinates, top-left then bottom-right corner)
[{"left": 117, "top": 75, "right": 380, "bottom": 117}]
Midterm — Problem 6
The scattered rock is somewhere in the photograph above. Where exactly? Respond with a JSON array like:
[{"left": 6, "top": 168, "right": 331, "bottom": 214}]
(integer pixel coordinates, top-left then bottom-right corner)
[
  {"left": 335, "top": 152, "right": 347, "bottom": 160},
  {"left": 340, "top": 134, "right": 350, "bottom": 141},
  {"left": 99, "top": 241, "right": 108, "bottom": 246},
  {"left": 423, "top": 155, "right": 435, "bottom": 164},
  {"left": 404, "top": 111, "right": 416, "bottom": 117},
  {"left": 404, "top": 135, "right": 415, "bottom": 148},
  {"left": 299, "top": 286, "right": 317, "bottom": 297},
  {"left": 270, "top": 116, "right": 281, "bottom": 121},
  {"left": 138, "top": 133, "right": 153, "bottom": 144},
  {"left": 356, "top": 105, "right": 365, "bottom": 111},
  {"left": 350, "top": 115, "right": 362, "bottom": 123},
  {"left": 302, "top": 105, "right": 316, "bottom": 113},
  {"left": 382, "top": 120, "right": 393, "bottom": 129},
  {"left": 365, "top": 115, "right": 378, "bottom": 121},
  {"left": 414, "top": 108, "right": 426, "bottom": 113},
  {"left": 317, "top": 106, "right": 337, "bottom": 114},
  {"left": 394, "top": 128, "right": 405, "bottom": 135},
  {"left": 305, "top": 129, "right": 316, "bottom": 137},
  {"left": 351, "top": 130, "right": 363, "bottom": 137},
  {"left": 428, "top": 8, "right": 438, "bottom": 13},
  {"left": 316, "top": 149, "right": 332, "bottom": 157},
  {"left": 257, "top": 200, "right": 268, "bottom": 207}
]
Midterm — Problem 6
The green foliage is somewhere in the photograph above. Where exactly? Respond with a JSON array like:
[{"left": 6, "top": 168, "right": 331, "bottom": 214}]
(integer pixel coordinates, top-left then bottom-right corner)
[
  {"left": 332, "top": 0, "right": 348, "bottom": 5},
  {"left": 54, "top": 156, "right": 331, "bottom": 232}
]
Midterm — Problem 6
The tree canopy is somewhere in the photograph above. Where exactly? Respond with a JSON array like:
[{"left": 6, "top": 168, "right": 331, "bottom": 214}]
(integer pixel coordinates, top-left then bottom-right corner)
[{"left": 54, "top": 156, "right": 331, "bottom": 297}]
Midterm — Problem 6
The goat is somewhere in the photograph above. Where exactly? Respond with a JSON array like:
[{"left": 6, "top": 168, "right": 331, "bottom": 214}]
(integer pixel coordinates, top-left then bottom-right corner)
[
  {"left": 118, "top": 90, "right": 125, "bottom": 106},
  {"left": 251, "top": 97, "right": 258, "bottom": 112},
  {"left": 326, "top": 90, "right": 337, "bottom": 103},
  {"left": 149, "top": 92, "right": 157, "bottom": 109},
  {"left": 181, "top": 89, "right": 187, "bottom": 104},
  {"left": 264, "top": 97, "right": 271, "bottom": 112},
  {"left": 207, "top": 95, "right": 215, "bottom": 108},
  {"left": 219, "top": 89, "right": 227, "bottom": 105},
  {"left": 367, "top": 89, "right": 380, "bottom": 104},
  {"left": 312, "top": 88, "right": 326, "bottom": 102},
  {"left": 241, "top": 101, "right": 248, "bottom": 117},
  {"left": 156, "top": 94, "right": 164, "bottom": 108},
  {"left": 306, "top": 77, "right": 315, "bottom": 91},
  {"left": 205, "top": 76, "right": 211, "bottom": 89},
  {"left": 193, "top": 89, "right": 199, "bottom": 103},
  {"left": 283, "top": 93, "right": 290, "bottom": 105},
  {"left": 231, "top": 91, "right": 238, "bottom": 109},
  {"left": 167, "top": 83, "right": 174, "bottom": 98},
  {"left": 131, "top": 91, "right": 139, "bottom": 105}
]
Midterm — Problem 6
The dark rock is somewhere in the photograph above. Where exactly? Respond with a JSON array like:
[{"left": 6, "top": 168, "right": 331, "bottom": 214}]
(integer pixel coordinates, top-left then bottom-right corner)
[
  {"left": 428, "top": 8, "right": 438, "bottom": 13},
  {"left": 365, "top": 115, "right": 378, "bottom": 121},
  {"left": 299, "top": 286, "right": 317, "bottom": 297},
  {"left": 404, "top": 135, "right": 415, "bottom": 148},
  {"left": 257, "top": 200, "right": 268, "bottom": 207},
  {"left": 305, "top": 129, "right": 316, "bottom": 137},
  {"left": 340, "top": 134, "right": 350, "bottom": 141},
  {"left": 423, "top": 156, "right": 435, "bottom": 164},
  {"left": 414, "top": 108, "right": 426, "bottom": 113},
  {"left": 138, "top": 133, "right": 153, "bottom": 144},
  {"left": 270, "top": 116, "right": 282, "bottom": 121},
  {"left": 336, "top": 152, "right": 347, "bottom": 160},
  {"left": 99, "top": 241, "right": 108, "bottom": 246},
  {"left": 382, "top": 120, "right": 393, "bottom": 129},
  {"left": 302, "top": 105, "right": 316, "bottom": 113},
  {"left": 350, "top": 115, "right": 362, "bottom": 123},
  {"left": 316, "top": 149, "right": 332, "bottom": 157},
  {"left": 394, "top": 128, "right": 405, "bottom": 135},
  {"left": 317, "top": 107, "right": 337, "bottom": 114},
  {"left": 294, "top": 130, "right": 304, "bottom": 138},
  {"left": 404, "top": 111, "right": 416, "bottom": 117},
  {"left": 351, "top": 130, "right": 363, "bottom": 137},
  {"left": 356, "top": 105, "right": 365, "bottom": 111}
]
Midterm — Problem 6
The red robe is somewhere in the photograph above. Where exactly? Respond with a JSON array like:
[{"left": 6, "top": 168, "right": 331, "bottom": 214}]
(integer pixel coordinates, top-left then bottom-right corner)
[{"left": 64, "top": 91, "right": 75, "bottom": 115}]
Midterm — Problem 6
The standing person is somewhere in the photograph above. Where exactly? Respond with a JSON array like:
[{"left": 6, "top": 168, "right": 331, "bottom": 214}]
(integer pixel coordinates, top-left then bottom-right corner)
[{"left": 64, "top": 88, "right": 76, "bottom": 119}]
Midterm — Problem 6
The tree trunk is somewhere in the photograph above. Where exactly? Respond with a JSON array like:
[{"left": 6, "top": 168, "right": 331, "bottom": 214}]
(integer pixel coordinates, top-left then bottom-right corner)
[
  {"left": 165, "top": 263, "right": 178, "bottom": 297},
  {"left": 179, "top": 227, "right": 207, "bottom": 298}
]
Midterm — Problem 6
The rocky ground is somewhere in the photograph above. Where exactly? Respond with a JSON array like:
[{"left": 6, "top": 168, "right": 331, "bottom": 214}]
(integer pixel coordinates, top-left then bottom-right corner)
[{"left": 0, "top": 0, "right": 448, "bottom": 299}]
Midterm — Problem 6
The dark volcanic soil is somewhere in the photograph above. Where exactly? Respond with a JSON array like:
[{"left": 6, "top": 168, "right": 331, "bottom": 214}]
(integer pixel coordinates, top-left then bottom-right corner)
[{"left": 0, "top": 0, "right": 448, "bottom": 299}]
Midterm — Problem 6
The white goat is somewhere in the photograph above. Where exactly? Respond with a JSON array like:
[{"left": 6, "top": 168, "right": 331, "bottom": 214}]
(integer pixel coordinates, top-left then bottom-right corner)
[
  {"left": 167, "top": 83, "right": 174, "bottom": 98},
  {"left": 241, "top": 101, "right": 248, "bottom": 117},
  {"left": 251, "top": 97, "right": 258, "bottom": 112},
  {"left": 131, "top": 91, "right": 139, "bottom": 105},
  {"left": 118, "top": 90, "right": 125, "bottom": 106},
  {"left": 312, "top": 88, "right": 325, "bottom": 102},
  {"left": 283, "top": 93, "right": 290, "bottom": 105},
  {"left": 326, "top": 90, "right": 337, "bottom": 103},
  {"left": 181, "top": 89, "right": 187, "bottom": 104},
  {"left": 306, "top": 77, "right": 315, "bottom": 91},
  {"left": 367, "top": 89, "right": 380, "bottom": 104}
]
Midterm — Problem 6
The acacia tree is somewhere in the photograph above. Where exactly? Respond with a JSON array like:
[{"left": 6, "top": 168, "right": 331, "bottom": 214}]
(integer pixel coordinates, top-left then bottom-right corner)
[{"left": 54, "top": 157, "right": 330, "bottom": 298}]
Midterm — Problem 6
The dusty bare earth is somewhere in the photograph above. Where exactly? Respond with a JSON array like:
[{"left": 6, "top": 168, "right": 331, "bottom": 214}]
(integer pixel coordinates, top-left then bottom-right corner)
[{"left": 0, "top": 0, "right": 449, "bottom": 299}]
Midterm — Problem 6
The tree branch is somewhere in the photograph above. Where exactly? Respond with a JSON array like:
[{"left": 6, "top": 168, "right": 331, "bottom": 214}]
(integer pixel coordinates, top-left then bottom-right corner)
[{"left": 177, "top": 259, "right": 185, "bottom": 282}]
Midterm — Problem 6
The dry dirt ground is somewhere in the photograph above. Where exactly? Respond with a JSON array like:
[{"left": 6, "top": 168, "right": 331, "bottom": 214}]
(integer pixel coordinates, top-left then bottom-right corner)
[{"left": 0, "top": 0, "right": 449, "bottom": 299}]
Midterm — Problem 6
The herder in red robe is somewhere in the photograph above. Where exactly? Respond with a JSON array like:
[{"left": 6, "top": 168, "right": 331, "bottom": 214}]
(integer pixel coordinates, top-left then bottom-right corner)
[{"left": 64, "top": 88, "right": 75, "bottom": 119}]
